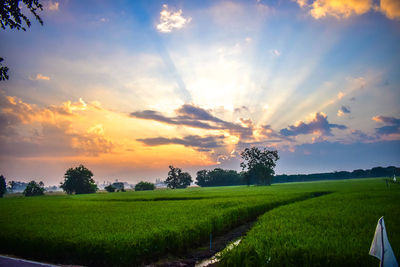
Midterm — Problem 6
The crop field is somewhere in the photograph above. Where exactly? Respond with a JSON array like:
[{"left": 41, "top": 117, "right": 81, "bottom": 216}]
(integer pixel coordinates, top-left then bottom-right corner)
[
  {"left": 219, "top": 179, "right": 400, "bottom": 266},
  {"left": 0, "top": 178, "right": 399, "bottom": 266}
]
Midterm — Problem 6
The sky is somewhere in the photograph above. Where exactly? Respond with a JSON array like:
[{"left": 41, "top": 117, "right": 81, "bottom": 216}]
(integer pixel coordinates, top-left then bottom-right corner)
[{"left": 0, "top": 0, "right": 399, "bottom": 185}]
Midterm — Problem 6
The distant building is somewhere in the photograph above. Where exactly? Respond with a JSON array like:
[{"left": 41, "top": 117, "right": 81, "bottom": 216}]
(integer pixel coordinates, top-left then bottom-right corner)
[{"left": 112, "top": 182, "right": 125, "bottom": 191}]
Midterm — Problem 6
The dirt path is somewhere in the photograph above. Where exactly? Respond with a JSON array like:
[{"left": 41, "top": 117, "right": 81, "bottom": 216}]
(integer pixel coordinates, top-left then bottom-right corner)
[{"left": 146, "top": 220, "right": 255, "bottom": 267}]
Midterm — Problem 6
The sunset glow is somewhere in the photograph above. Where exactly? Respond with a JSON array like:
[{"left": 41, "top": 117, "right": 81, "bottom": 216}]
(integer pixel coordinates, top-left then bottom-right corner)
[{"left": 0, "top": 0, "right": 399, "bottom": 184}]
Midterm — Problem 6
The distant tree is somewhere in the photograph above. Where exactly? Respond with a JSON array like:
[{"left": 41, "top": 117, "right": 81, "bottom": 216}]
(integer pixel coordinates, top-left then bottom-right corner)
[
  {"left": 371, "top": 167, "right": 386, "bottom": 177},
  {"left": 195, "top": 170, "right": 209, "bottom": 187},
  {"left": 240, "top": 147, "right": 279, "bottom": 185},
  {"left": 0, "top": 175, "right": 6, "bottom": 197},
  {"left": 196, "top": 168, "right": 244, "bottom": 187},
  {"left": 352, "top": 169, "right": 366, "bottom": 178},
  {"left": 135, "top": 181, "right": 155, "bottom": 191},
  {"left": 104, "top": 184, "right": 115, "bottom": 192},
  {"left": 23, "top": 180, "right": 45, "bottom": 196},
  {"left": 1, "top": 0, "right": 44, "bottom": 80},
  {"left": 60, "top": 165, "right": 97, "bottom": 194},
  {"left": 177, "top": 172, "right": 192, "bottom": 188},
  {"left": 165, "top": 165, "right": 192, "bottom": 189}
]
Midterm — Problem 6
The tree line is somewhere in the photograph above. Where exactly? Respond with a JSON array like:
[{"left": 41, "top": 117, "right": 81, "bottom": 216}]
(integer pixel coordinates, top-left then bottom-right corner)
[
  {"left": 1, "top": 147, "right": 397, "bottom": 197},
  {"left": 274, "top": 166, "right": 400, "bottom": 183}
]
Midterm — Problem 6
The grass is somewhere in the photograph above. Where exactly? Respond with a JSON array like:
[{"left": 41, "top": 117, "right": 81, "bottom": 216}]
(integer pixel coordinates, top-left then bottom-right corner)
[
  {"left": 0, "top": 179, "right": 398, "bottom": 266},
  {"left": 219, "top": 179, "right": 400, "bottom": 267},
  {"left": 0, "top": 185, "right": 323, "bottom": 266}
]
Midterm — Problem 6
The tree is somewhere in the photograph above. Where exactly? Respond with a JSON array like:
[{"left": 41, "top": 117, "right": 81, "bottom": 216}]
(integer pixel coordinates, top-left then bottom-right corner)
[
  {"left": 240, "top": 147, "right": 279, "bottom": 186},
  {"left": 1, "top": 0, "right": 44, "bottom": 80},
  {"left": 165, "top": 165, "right": 192, "bottom": 189},
  {"left": 0, "top": 58, "right": 9, "bottom": 80},
  {"left": 104, "top": 184, "right": 115, "bottom": 192},
  {"left": 0, "top": 175, "right": 6, "bottom": 197},
  {"left": 195, "top": 170, "right": 209, "bottom": 187},
  {"left": 23, "top": 180, "right": 45, "bottom": 196},
  {"left": 195, "top": 168, "right": 245, "bottom": 187},
  {"left": 135, "top": 181, "right": 155, "bottom": 191},
  {"left": 60, "top": 165, "right": 97, "bottom": 194}
]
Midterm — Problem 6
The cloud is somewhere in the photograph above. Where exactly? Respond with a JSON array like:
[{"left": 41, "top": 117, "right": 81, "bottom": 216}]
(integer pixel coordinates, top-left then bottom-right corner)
[
  {"left": 30, "top": 74, "right": 50, "bottom": 81},
  {"left": 295, "top": 0, "right": 400, "bottom": 20},
  {"left": 337, "top": 105, "right": 351, "bottom": 117},
  {"left": 137, "top": 135, "right": 225, "bottom": 152},
  {"left": 156, "top": 4, "right": 191, "bottom": 33},
  {"left": 379, "top": 0, "right": 400, "bottom": 20},
  {"left": 351, "top": 130, "right": 376, "bottom": 142},
  {"left": 372, "top": 115, "right": 400, "bottom": 136},
  {"left": 0, "top": 122, "right": 113, "bottom": 157},
  {"left": 47, "top": 1, "right": 59, "bottom": 11},
  {"left": 280, "top": 112, "right": 347, "bottom": 137},
  {"left": 130, "top": 104, "right": 253, "bottom": 139},
  {"left": 0, "top": 92, "right": 113, "bottom": 157},
  {"left": 372, "top": 115, "right": 400, "bottom": 125},
  {"left": 270, "top": 49, "right": 281, "bottom": 56}
]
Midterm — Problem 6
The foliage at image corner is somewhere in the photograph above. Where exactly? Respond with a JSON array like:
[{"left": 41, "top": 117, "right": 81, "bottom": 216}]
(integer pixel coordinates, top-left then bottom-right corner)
[
  {"left": 1, "top": 0, "right": 44, "bottom": 81},
  {"left": 0, "top": 175, "right": 6, "bottom": 197}
]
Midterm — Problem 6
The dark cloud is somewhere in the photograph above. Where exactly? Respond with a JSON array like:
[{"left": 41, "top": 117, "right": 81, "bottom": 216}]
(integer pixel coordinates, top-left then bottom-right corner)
[
  {"left": 351, "top": 130, "right": 376, "bottom": 142},
  {"left": 259, "top": 124, "right": 293, "bottom": 142},
  {"left": 373, "top": 115, "right": 400, "bottom": 136},
  {"left": 280, "top": 112, "right": 347, "bottom": 137},
  {"left": 376, "top": 125, "right": 399, "bottom": 135},
  {"left": 340, "top": 105, "right": 351, "bottom": 113},
  {"left": 177, "top": 104, "right": 224, "bottom": 123},
  {"left": 137, "top": 135, "right": 225, "bottom": 152},
  {"left": 130, "top": 104, "right": 253, "bottom": 138},
  {"left": 234, "top": 106, "right": 249, "bottom": 113},
  {"left": 130, "top": 110, "right": 176, "bottom": 124}
]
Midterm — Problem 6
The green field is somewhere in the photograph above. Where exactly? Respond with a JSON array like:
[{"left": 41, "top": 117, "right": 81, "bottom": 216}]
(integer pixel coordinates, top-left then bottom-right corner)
[{"left": 0, "top": 178, "right": 399, "bottom": 266}]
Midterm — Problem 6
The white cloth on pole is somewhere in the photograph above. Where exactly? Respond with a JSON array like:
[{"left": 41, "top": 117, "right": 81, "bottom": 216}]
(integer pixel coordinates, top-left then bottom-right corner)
[{"left": 369, "top": 216, "right": 398, "bottom": 267}]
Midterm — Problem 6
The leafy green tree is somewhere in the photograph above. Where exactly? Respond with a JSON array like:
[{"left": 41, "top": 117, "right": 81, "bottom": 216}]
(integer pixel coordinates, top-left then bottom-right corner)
[
  {"left": 60, "top": 165, "right": 97, "bottom": 194},
  {"left": 0, "top": 175, "right": 6, "bottom": 197},
  {"left": 165, "top": 165, "right": 192, "bottom": 189},
  {"left": 23, "top": 180, "right": 45, "bottom": 196},
  {"left": 195, "top": 170, "right": 209, "bottom": 187},
  {"left": 1, "top": 0, "right": 44, "bottom": 80},
  {"left": 135, "top": 181, "right": 155, "bottom": 191},
  {"left": 0, "top": 58, "right": 9, "bottom": 80},
  {"left": 196, "top": 169, "right": 244, "bottom": 187},
  {"left": 240, "top": 147, "right": 279, "bottom": 185}
]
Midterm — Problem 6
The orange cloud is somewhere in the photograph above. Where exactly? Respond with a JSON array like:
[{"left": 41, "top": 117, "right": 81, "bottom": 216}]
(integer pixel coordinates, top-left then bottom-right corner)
[
  {"left": 379, "top": 0, "right": 400, "bottom": 20},
  {"left": 295, "top": 0, "right": 400, "bottom": 20},
  {"left": 0, "top": 92, "right": 114, "bottom": 157},
  {"left": 31, "top": 74, "right": 50, "bottom": 81}
]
